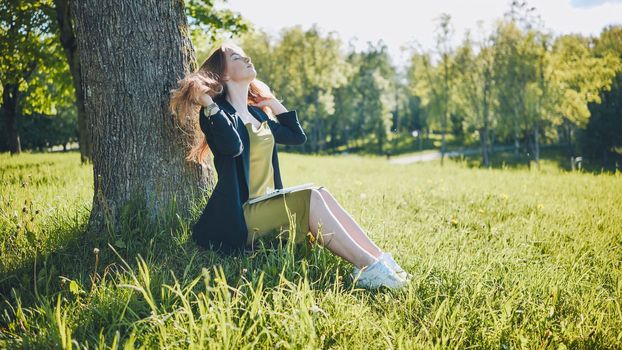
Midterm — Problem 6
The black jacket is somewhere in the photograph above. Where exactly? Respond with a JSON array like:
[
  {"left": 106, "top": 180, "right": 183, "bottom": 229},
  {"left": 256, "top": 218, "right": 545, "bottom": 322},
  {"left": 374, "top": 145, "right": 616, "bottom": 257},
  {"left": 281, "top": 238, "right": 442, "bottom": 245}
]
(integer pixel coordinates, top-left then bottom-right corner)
[{"left": 191, "top": 93, "right": 307, "bottom": 254}]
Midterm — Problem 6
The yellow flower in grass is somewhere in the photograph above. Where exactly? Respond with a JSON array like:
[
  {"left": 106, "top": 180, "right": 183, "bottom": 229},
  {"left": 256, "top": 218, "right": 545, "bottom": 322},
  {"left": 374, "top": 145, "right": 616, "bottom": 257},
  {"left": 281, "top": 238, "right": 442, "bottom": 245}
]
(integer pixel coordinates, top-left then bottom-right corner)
[
  {"left": 450, "top": 216, "right": 458, "bottom": 226},
  {"left": 307, "top": 231, "right": 317, "bottom": 244}
]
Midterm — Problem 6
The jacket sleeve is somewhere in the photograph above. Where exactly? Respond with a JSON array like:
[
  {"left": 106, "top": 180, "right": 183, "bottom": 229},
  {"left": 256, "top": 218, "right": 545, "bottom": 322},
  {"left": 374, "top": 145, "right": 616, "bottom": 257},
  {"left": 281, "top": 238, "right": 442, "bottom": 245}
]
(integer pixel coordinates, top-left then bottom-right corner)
[
  {"left": 265, "top": 110, "right": 307, "bottom": 145},
  {"left": 199, "top": 106, "right": 244, "bottom": 157}
]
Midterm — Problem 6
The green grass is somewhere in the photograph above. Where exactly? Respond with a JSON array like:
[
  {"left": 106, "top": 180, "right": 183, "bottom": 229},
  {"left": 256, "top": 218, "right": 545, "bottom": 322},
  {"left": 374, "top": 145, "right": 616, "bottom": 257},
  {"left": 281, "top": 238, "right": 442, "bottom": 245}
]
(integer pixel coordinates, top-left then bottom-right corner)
[{"left": 1, "top": 150, "right": 621, "bottom": 349}]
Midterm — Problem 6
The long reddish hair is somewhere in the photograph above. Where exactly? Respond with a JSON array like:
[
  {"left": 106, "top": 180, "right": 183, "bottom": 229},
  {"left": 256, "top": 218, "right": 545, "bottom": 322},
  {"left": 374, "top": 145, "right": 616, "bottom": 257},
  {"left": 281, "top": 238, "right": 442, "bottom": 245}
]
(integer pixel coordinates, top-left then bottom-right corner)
[{"left": 169, "top": 41, "right": 277, "bottom": 167}]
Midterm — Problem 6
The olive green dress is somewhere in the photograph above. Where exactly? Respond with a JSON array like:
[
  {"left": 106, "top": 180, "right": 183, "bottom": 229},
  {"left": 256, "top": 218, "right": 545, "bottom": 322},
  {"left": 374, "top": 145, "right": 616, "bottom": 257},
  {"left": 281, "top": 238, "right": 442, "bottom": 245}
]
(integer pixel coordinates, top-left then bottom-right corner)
[{"left": 241, "top": 120, "right": 323, "bottom": 248}]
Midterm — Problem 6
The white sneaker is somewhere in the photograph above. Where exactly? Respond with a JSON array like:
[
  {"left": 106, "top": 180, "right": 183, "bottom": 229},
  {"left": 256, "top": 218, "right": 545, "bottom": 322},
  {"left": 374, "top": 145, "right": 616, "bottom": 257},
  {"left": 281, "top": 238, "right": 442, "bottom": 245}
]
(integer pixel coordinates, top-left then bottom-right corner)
[
  {"left": 350, "top": 259, "right": 407, "bottom": 290},
  {"left": 352, "top": 253, "right": 413, "bottom": 282},
  {"left": 379, "top": 252, "right": 413, "bottom": 281}
]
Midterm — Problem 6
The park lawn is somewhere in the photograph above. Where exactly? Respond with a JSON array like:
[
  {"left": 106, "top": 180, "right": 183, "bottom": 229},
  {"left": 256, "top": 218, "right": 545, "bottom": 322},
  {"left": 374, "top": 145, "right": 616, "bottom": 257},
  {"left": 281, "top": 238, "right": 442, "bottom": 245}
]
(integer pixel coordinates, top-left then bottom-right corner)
[{"left": 0, "top": 150, "right": 621, "bottom": 349}]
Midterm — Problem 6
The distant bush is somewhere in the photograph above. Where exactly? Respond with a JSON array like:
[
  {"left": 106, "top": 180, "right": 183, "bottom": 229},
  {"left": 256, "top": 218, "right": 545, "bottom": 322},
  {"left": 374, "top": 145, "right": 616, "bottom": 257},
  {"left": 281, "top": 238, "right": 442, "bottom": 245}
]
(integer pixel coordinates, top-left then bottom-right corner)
[{"left": 0, "top": 106, "right": 78, "bottom": 152}]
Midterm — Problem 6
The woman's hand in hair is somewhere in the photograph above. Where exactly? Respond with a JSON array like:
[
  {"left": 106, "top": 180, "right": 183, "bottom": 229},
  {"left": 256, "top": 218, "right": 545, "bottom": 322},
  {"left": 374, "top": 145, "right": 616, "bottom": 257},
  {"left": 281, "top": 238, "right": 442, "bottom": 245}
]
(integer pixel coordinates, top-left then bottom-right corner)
[
  {"left": 197, "top": 93, "right": 214, "bottom": 107},
  {"left": 189, "top": 72, "right": 220, "bottom": 106},
  {"left": 251, "top": 97, "right": 287, "bottom": 115}
]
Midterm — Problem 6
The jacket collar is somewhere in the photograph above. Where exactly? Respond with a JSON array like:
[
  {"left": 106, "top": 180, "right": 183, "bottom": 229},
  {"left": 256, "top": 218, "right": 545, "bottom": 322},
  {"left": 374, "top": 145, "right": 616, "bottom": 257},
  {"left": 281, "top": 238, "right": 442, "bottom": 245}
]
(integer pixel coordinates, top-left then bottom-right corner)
[
  {"left": 213, "top": 93, "right": 236, "bottom": 115},
  {"left": 213, "top": 93, "right": 263, "bottom": 123}
]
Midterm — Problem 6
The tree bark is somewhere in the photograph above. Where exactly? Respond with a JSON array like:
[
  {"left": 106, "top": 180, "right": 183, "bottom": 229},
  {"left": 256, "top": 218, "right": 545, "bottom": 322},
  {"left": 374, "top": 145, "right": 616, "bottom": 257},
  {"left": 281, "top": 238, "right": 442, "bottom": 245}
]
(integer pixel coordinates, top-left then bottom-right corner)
[
  {"left": 54, "top": 0, "right": 93, "bottom": 164},
  {"left": 69, "top": 0, "right": 210, "bottom": 235}
]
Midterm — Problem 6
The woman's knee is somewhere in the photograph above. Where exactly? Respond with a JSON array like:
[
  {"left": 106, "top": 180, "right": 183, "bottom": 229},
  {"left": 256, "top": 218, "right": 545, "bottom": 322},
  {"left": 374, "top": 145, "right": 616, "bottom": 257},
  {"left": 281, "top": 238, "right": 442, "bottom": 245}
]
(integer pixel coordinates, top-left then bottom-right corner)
[
  {"left": 309, "top": 188, "right": 323, "bottom": 204},
  {"left": 309, "top": 189, "right": 329, "bottom": 211},
  {"left": 317, "top": 187, "right": 334, "bottom": 201}
]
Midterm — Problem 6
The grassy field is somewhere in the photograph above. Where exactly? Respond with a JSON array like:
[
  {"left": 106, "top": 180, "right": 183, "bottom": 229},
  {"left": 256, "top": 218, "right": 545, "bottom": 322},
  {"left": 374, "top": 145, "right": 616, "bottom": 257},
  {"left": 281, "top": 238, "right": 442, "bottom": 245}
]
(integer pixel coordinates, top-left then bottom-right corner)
[{"left": 1, "top": 150, "right": 621, "bottom": 349}]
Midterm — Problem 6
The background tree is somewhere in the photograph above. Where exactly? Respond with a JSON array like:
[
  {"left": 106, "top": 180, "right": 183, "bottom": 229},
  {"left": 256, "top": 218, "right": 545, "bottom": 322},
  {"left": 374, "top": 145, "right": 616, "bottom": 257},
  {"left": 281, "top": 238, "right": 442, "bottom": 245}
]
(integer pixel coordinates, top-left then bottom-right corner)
[
  {"left": 400, "top": 90, "right": 427, "bottom": 150},
  {"left": 0, "top": 0, "right": 72, "bottom": 155},
  {"left": 53, "top": 0, "right": 95, "bottom": 163},
  {"left": 185, "top": 0, "right": 249, "bottom": 44},
  {"left": 329, "top": 44, "right": 360, "bottom": 152},
  {"left": 407, "top": 13, "right": 456, "bottom": 165},
  {"left": 492, "top": 20, "right": 538, "bottom": 161},
  {"left": 345, "top": 42, "right": 396, "bottom": 153},
  {"left": 548, "top": 33, "right": 621, "bottom": 158},
  {"left": 16, "top": 105, "right": 77, "bottom": 151},
  {"left": 434, "top": 13, "right": 455, "bottom": 165},
  {"left": 454, "top": 22, "right": 497, "bottom": 166},
  {"left": 1, "top": 0, "right": 247, "bottom": 162},
  {"left": 242, "top": 24, "right": 350, "bottom": 153},
  {"left": 407, "top": 52, "right": 442, "bottom": 146},
  {"left": 579, "top": 25, "right": 622, "bottom": 167},
  {"left": 527, "top": 29, "right": 555, "bottom": 168},
  {"left": 281, "top": 25, "right": 349, "bottom": 153}
]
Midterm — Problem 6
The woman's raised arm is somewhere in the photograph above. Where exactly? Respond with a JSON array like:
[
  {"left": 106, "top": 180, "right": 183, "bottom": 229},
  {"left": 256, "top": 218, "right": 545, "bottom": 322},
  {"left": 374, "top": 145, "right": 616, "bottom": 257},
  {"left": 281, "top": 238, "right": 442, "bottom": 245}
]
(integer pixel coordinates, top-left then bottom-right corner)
[
  {"left": 265, "top": 110, "right": 307, "bottom": 145},
  {"left": 199, "top": 101, "right": 244, "bottom": 157},
  {"left": 251, "top": 98, "right": 307, "bottom": 146}
]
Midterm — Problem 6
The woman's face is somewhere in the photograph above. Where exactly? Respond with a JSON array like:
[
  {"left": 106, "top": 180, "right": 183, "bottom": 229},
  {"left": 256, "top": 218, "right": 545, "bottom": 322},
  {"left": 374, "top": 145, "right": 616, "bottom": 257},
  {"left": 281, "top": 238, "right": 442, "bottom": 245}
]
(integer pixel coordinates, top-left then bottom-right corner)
[{"left": 224, "top": 47, "right": 256, "bottom": 83}]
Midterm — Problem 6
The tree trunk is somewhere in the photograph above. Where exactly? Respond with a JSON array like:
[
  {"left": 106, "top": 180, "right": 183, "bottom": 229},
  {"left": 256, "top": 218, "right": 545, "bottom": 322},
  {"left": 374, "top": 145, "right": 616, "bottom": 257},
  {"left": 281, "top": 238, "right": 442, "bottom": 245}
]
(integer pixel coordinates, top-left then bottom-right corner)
[
  {"left": 2, "top": 83, "right": 21, "bottom": 155},
  {"left": 568, "top": 122, "right": 575, "bottom": 158},
  {"left": 560, "top": 117, "right": 575, "bottom": 158},
  {"left": 70, "top": 0, "right": 210, "bottom": 235},
  {"left": 513, "top": 110, "right": 520, "bottom": 162},
  {"left": 440, "top": 129, "right": 446, "bottom": 166},
  {"left": 328, "top": 119, "right": 338, "bottom": 149},
  {"left": 482, "top": 93, "right": 490, "bottom": 167},
  {"left": 490, "top": 129, "right": 496, "bottom": 156},
  {"left": 54, "top": 0, "right": 93, "bottom": 164},
  {"left": 314, "top": 124, "right": 319, "bottom": 153},
  {"left": 479, "top": 127, "right": 489, "bottom": 167},
  {"left": 377, "top": 118, "right": 385, "bottom": 154},
  {"left": 344, "top": 125, "right": 350, "bottom": 152},
  {"left": 534, "top": 124, "right": 540, "bottom": 170},
  {"left": 440, "top": 112, "right": 447, "bottom": 167},
  {"left": 318, "top": 116, "right": 325, "bottom": 152}
]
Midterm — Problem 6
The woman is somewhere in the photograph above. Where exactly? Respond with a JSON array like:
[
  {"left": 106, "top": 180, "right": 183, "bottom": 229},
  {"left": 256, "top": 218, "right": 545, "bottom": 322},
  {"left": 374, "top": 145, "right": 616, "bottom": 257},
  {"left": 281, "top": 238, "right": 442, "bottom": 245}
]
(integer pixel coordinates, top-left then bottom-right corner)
[{"left": 169, "top": 42, "right": 412, "bottom": 290}]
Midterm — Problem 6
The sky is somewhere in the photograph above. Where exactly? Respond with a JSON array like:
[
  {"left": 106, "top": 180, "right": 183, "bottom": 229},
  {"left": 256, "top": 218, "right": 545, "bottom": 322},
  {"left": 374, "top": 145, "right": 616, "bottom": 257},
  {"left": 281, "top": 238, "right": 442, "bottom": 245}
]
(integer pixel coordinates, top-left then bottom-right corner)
[{"left": 216, "top": 0, "right": 622, "bottom": 68}]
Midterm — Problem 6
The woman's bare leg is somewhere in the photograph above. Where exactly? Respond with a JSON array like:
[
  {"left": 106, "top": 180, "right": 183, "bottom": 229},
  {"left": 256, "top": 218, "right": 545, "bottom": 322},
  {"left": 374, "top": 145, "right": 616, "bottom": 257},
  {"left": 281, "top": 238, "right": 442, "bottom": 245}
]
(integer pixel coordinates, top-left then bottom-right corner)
[
  {"left": 308, "top": 189, "right": 378, "bottom": 269},
  {"left": 316, "top": 187, "right": 384, "bottom": 258}
]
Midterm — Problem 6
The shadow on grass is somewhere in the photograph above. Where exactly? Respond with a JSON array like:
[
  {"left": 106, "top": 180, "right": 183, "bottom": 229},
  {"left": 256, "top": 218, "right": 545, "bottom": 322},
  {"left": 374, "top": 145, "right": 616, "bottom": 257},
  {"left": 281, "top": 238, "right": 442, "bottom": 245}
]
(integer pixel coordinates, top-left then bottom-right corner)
[{"left": 0, "top": 192, "right": 355, "bottom": 332}]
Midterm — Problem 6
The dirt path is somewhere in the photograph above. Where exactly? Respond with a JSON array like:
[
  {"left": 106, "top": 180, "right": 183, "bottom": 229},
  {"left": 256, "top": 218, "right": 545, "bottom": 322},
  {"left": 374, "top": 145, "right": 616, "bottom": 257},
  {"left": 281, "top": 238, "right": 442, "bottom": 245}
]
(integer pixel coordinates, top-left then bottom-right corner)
[{"left": 389, "top": 146, "right": 514, "bottom": 165}]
